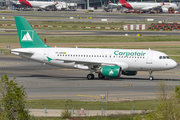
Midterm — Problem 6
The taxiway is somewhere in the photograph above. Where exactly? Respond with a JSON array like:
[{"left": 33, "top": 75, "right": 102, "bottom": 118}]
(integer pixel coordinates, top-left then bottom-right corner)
[{"left": 0, "top": 55, "right": 179, "bottom": 100}]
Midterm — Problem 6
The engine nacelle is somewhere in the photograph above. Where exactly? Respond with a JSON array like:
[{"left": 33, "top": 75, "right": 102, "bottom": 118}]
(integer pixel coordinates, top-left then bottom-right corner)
[
  {"left": 101, "top": 66, "right": 121, "bottom": 77},
  {"left": 161, "top": 8, "right": 168, "bottom": 13},
  {"left": 122, "top": 70, "right": 137, "bottom": 76}
]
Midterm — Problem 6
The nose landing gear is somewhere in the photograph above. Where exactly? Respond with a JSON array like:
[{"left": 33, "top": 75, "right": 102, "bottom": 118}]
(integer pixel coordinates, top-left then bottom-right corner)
[{"left": 149, "top": 71, "right": 154, "bottom": 81}]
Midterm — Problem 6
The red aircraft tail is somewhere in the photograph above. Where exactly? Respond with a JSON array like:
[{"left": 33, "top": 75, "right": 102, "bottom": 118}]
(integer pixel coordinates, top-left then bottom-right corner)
[
  {"left": 119, "top": 0, "right": 127, "bottom": 4},
  {"left": 109, "top": 1, "right": 113, "bottom": 4},
  {"left": 18, "top": 0, "right": 32, "bottom": 7}
]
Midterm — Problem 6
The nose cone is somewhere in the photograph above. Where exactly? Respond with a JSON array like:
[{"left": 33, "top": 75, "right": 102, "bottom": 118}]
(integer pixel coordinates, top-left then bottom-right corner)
[{"left": 170, "top": 60, "right": 177, "bottom": 69}]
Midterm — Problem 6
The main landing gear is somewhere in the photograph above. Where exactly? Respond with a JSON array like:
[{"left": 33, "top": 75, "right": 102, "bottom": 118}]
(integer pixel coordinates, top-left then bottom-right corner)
[
  {"left": 149, "top": 71, "right": 154, "bottom": 81},
  {"left": 87, "top": 74, "right": 94, "bottom": 80},
  {"left": 87, "top": 73, "right": 106, "bottom": 80},
  {"left": 98, "top": 73, "right": 105, "bottom": 79}
]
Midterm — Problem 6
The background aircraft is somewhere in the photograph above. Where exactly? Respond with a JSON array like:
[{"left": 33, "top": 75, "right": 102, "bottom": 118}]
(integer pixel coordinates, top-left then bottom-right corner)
[
  {"left": 104, "top": 1, "right": 121, "bottom": 12},
  {"left": 18, "top": 0, "right": 77, "bottom": 11},
  {"left": 119, "top": 0, "right": 179, "bottom": 13},
  {"left": 11, "top": 16, "right": 177, "bottom": 80}
]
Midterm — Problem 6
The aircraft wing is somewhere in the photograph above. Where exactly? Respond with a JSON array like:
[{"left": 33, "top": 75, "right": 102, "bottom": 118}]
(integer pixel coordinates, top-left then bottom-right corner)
[
  {"left": 48, "top": 57, "right": 129, "bottom": 70},
  {"left": 54, "top": 58, "right": 117, "bottom": 66}
]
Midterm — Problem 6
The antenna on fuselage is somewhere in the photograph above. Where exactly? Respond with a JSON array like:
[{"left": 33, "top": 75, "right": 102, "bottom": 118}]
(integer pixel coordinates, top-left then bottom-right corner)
[{"left": 149, "top": 48, "right": 151, "bottom": 50}]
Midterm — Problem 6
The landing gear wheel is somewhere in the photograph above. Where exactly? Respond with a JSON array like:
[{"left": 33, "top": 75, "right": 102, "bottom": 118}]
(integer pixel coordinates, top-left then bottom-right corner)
[
  {"left": 149, "top": 76, "right": 154, "bottom": 81},
  {"left": 149, "top": 71, "right": 154, "bottom": 81},
  {"left": 87, "top": 74, "right": 94, "bottom": 80},
  {"left": 98, "top": 73, "right": 105, "bottom": 79}
]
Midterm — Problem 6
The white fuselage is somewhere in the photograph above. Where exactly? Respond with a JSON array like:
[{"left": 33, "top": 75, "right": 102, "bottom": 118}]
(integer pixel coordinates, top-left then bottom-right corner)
[
  {"left": 28, "top": 1, "right": 67, "bottom": 9},
  {"left": 11, "top": 47, "right": 177, "bottom": 71},
  {"left": 128, "top": 2, "right": 179, "bottom": 11}
]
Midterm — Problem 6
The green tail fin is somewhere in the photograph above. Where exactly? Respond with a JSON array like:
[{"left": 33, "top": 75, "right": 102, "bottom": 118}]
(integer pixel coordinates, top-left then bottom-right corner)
[{"left": 14, "top": 16, "right": 50, "bottom": 48}]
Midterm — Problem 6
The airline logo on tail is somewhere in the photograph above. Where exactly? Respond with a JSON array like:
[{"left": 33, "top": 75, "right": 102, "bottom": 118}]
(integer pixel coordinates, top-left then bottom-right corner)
[{"left": 21, "top": 30, "right": 33, "bottom": 41}]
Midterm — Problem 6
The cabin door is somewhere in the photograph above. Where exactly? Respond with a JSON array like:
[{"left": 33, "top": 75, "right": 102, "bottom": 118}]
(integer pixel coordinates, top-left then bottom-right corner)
[
  {"left": 43, "top": 49, "right": 50, "bottom": 61},
  {"left": 146, "top": 53, "right": 153, "bottom": 64}
]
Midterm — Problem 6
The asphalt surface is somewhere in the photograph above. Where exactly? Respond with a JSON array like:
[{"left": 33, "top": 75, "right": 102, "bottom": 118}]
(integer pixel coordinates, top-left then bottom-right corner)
[
  {"left": 0, "top": 11, "right": 179, "bottom": 101},
  {"left": 1, "top": 29, "right": 180, "bottom": 36},
  {"left": 0, "top": 55, "right": 179, "bottom": 100},
  {"left": 1, "top": 10, "right": 180, "bottom": 22}
]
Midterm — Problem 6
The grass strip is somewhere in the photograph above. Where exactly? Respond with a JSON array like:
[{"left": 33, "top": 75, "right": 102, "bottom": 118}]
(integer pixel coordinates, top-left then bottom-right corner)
[
  {"left": 0, "top": 20, "right": 152, "bottom": 30},
  {"left": 36, "top": 115, "right": 139, "bottom": 120},
  {"left": 27, "top": 99, "right": 156, "bottom": 110},
  {"left": 0, "top": 36, "right": 180, "bottom": 43},
  {"left": 0, "top": 36, "right": 179, "bottom": 61}
]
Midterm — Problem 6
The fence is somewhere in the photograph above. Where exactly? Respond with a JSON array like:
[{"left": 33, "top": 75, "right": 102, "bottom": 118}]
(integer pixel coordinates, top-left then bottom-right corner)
[{"left": 24, "top": 100, "right": 157, "bottom": 117}]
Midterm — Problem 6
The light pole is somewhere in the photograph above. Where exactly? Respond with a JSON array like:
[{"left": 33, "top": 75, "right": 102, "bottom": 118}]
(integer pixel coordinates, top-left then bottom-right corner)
[{"left": 87, "top": 0, "right": 89, "bottom": 10}]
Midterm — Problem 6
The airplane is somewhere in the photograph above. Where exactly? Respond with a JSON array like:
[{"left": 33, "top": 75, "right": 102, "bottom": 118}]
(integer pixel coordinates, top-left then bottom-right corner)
[
  {"left": 18, "top": 0, "right": 71, "bottom": 11},
  {"left": 11, "top": 16, "right": 177, "bottom": 80},
  {"left": 104, "top": 1, "right": 121, "bottom": 12},
  {"left": 119, "top": 0, "right": 179, "bottom": 13}
]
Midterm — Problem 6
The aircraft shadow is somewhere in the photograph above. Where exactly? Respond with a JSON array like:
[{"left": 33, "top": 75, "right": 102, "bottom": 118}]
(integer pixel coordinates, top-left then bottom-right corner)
[{"left": 17, "top": 74, "right": 180, "bottom": 82}]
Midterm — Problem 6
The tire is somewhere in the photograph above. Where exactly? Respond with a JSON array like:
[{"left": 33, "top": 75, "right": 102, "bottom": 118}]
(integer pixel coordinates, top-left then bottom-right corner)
[
  {"left": 98, "top": 73, "right": 105, "bottom": 79},
  {"left": 87, "top": 74, "right": 94, "bottom": 80},
  {"left": 149, "top": 76, "right": 154, "bottom": 81}
]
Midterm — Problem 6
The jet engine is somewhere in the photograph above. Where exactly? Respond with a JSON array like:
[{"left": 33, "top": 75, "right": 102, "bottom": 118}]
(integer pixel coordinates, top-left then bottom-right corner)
[
  {"left": 161, "top": 8, "right": 168, "bottom": 13},
  {"left": 100, "top": 66, "right": 121, "bottom": 77},
  {"left": 122, "top": 70, "right": 137, "bottom": 76}
]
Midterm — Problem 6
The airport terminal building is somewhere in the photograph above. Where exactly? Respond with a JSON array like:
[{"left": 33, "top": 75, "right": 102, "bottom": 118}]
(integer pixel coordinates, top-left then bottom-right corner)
[{"left": 1, "top": 0, "right": 179, "bottom": 9}]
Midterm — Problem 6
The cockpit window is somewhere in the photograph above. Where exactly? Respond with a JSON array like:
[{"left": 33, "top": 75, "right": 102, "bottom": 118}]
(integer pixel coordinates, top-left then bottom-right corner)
[{"left": 159, "top": 56, "right": 170, "bottom": 59}]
